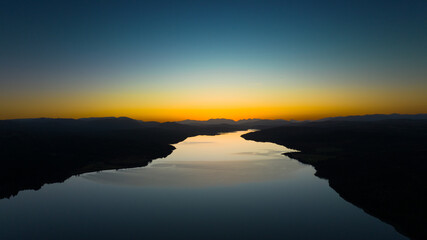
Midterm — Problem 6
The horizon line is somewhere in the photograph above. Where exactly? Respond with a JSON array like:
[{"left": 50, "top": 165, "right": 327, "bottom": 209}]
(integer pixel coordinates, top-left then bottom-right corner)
[{"left": 1, "top": 112, "right": 427, "bottom": 123}]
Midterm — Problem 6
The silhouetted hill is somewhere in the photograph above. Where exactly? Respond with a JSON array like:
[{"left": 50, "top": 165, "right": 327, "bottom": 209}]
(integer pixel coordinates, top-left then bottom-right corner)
[
  {"left": 177, "top": 114, "right": 427, "bottom": 128},
  {"left": 242, "top": 119, "right": 427, "bottom": 240},
  {"left": 0, "top": 117, "right": 157, "bottom": 133},
  {"left": 178, "top": 118, "right": 238, "bottom": 125},
  {"left": 79, "top": 116, "right": 151, "bottom": 130},
  {"left": 177, "top": 118, "right": 290, "bottom": 129},
  {"left": 317, "top": 113, "right": 427, "bottom": 122},
  {"left": 0, "top": 118, "right": 245, "bottom": 199},
  {"left": 238, "top": 119, "right": 290, "bottom": 128}
]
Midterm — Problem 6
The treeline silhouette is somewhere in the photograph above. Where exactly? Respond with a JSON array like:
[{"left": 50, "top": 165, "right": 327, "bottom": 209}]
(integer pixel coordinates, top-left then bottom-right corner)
[
  {"left": 0, "top": 117, "right": 248, "bottom": 199},
  {"left": 242, "top": 119, "right": 427, "bottom": 240}
]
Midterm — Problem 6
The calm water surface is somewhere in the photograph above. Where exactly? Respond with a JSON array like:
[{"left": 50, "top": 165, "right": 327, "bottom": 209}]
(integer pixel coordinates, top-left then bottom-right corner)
[{"left": 0, "top": 130, "right": 407, "bottom": 239}]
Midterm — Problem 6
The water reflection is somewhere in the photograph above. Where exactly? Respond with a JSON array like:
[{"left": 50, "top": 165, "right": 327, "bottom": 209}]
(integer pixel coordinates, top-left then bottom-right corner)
[
  {"left": 83, "top": 131, "right": 306, "bottom": 187},
  {"left": 0, "top": 130, "right": 407, "bottom": 240}
]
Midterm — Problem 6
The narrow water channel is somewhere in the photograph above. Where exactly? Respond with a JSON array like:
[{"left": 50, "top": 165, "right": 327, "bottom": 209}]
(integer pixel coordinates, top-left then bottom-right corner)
[{"left": 0, "top": 130, "right": 407, "bottom": 239}]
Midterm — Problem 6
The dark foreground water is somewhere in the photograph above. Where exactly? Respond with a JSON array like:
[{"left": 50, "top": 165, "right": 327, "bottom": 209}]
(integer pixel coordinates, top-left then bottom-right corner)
[{"left": 0, "top": 131, "right": 407, "bottom": 239}]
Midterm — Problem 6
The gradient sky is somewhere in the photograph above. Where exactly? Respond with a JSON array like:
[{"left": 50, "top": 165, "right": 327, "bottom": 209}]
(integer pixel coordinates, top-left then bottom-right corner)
[{"left": 1, "top": 0, "right": 426, "bottom": 121}]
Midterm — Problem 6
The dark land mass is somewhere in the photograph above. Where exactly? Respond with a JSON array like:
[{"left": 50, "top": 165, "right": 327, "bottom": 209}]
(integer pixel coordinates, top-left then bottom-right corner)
[
  {"left": 178, "top": 118, "right": 291, "bottom": 129},
  {"left": 242, "top": 119, "right": 427, "bottom": 240},
  {"left": 178, "top": 113, "right": 427, "bottom": 126},
  {"left": 2, "top": 114, "right": 426, "bottom": 239},
  {"left": 0, "top": 117, "right": 250, "bottom": 199},
  {"left": 317, "top": 113, "right": 427, "bottom": 122}
]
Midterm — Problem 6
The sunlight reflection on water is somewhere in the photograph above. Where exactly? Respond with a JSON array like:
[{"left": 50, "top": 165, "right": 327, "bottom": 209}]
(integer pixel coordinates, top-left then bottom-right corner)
[
  {"left": 0, "top": 130, "right": 407, "bottom": 240},
  {"left": 82, "top": 130, "right": 306, "bottom": 187}
]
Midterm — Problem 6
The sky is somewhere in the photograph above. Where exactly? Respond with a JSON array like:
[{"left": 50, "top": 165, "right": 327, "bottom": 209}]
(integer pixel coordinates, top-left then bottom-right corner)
[{"left": 1, "top": 0, "right": 426, "bottom": 121}]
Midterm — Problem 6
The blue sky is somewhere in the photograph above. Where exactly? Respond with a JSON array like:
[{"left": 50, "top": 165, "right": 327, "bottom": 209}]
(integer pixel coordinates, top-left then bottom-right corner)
[{"left": 1, "top": 0, "right": 426, "bottom": 120}]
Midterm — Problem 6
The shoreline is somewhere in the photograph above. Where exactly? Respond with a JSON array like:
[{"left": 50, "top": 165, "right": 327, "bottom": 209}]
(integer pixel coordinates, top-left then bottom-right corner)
[
  {"left": 0, "top": 121, "right": 249, "bottom": 199},
  {"left": 241, "top": 120, "right": 427, "bottom": 240}
]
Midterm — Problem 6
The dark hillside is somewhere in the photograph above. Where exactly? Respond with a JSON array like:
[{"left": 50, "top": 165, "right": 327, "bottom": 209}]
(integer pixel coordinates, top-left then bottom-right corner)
[
  {"left": 242, "top": 120, "right": 427, "bottom": 240},
  {"left": 0, "top": 118, "right": 245, "bottom": 199}
]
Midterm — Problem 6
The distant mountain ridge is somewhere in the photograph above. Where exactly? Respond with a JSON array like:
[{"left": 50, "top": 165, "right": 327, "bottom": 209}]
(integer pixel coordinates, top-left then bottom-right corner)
[
  {"left": 177, "top": 118, "right": 290, "bottom": 128},
  {"left": 0, "top": 117, "right": 156, "bottom": 133},
  {"left": 2, "top": 114, "right": 427, "bottom": 132},
  {"left": 177, "top": 114, "right": 427, "bottom": 126},
  {"left": 318, "top": 113, "right": 427, "bottom": 122}
]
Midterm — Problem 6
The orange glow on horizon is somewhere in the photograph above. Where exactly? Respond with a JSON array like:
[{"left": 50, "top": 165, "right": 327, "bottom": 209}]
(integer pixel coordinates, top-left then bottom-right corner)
[
  {"left": 1, "top": 75, "right": 426, "bottom": 121},
  {"left": 1, "top": 105, "right": 426, "bottom": 122}
]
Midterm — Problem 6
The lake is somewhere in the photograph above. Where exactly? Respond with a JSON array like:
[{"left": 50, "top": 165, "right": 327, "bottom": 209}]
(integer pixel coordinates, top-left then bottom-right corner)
[{"left": 0, "top": 130, "right": 407, "bottom": 239}]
